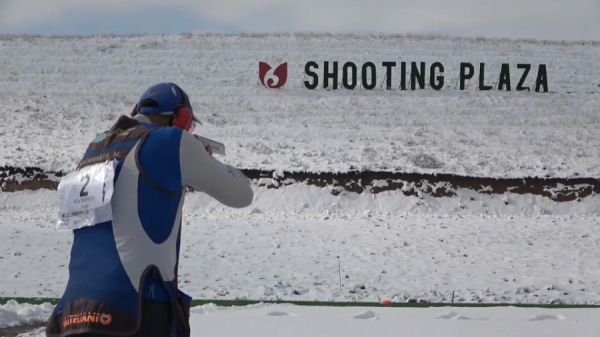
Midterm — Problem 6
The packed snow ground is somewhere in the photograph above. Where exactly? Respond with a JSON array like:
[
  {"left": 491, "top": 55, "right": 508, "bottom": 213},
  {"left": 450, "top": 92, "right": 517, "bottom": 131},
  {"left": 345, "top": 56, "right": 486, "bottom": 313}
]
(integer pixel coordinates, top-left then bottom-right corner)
[
  {"left": 1, "top": 188, "right": 599, "bottom": 305},
  {"left": 9, "top": 302, "right": 600, "bottom": 337},
  {"left": 0, "top": 300, "right": 52, "bottom": 329},
  {"left": 0, "top": 34, "right": 599, "bottom": 177}
]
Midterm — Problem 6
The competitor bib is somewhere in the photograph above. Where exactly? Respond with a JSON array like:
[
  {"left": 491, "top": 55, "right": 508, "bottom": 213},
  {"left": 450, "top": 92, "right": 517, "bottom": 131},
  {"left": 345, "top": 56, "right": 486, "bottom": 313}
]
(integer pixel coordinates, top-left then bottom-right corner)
[{"left": 56, "top": 160, "right": 116, "bottom": 231}]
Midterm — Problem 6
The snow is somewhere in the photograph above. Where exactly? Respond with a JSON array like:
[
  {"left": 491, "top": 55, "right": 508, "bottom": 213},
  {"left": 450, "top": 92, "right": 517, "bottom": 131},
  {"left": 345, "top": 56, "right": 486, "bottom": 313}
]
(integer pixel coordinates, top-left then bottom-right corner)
[
  {"left": 0, "top": 300, "right": 53, "bottom": 329},
  {"left": 9, "top": 302, "right": 600, "bottom": 337},
  {"left": 1, "top": 32, "right": 600, "bottom": 334},
  {"left": 0, "top": 33, "right": 599, "bottom": 177},
  {"left": 1, "top": 188, "right": 599, "bottom": 304}
]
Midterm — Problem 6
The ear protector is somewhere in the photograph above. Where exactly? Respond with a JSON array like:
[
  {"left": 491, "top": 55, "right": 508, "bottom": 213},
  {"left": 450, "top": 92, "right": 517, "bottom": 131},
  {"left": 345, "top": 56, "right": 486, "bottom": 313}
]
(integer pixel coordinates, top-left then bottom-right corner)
[
  {"left": 130, "top": 84, "right": 196, "bottom": 133},
  {"left": 170, "top": 86, "right": 195, "bottom": 132}
]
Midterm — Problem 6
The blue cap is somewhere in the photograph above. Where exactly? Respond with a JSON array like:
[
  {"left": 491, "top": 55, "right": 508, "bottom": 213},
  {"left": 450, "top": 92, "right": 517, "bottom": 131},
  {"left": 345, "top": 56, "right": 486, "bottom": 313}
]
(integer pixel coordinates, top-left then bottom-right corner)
[{"left": 137, "top": 83, "right": 200, "bottom": 123}]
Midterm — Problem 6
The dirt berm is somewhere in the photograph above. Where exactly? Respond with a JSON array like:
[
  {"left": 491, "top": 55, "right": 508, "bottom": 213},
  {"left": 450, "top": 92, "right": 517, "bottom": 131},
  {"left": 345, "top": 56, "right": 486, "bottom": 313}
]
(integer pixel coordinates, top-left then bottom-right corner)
[{"left": 1, "top": 166, "right": 598, "bottom": 202}]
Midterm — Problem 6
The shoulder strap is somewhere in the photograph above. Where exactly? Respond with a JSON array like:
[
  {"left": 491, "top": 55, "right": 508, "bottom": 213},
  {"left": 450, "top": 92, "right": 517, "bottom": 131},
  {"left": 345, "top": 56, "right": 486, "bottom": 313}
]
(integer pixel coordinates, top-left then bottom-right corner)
[{"left": 133, "top": 128, "right": 185, "bottom": 197}]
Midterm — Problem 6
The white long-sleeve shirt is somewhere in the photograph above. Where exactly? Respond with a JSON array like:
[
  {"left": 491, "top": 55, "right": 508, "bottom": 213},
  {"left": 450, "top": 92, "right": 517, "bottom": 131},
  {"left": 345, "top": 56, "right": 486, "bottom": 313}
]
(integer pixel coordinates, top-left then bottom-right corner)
[{"left": 133, "top": 114, "right": 253, "bottom": 208}]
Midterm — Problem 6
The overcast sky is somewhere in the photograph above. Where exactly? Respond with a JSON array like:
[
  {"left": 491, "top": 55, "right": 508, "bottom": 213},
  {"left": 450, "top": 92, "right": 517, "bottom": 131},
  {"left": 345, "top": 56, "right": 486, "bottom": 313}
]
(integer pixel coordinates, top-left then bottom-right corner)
[{"left": 0, "top": 0, "right": 599, "bottom": 41}]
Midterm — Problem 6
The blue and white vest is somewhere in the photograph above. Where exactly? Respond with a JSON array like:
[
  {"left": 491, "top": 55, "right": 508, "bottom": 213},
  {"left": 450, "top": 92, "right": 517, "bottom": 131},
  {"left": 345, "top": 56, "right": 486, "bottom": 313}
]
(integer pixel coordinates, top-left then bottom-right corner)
[{"left": 46, "top": 115, "right": 192, "bottom": 337}]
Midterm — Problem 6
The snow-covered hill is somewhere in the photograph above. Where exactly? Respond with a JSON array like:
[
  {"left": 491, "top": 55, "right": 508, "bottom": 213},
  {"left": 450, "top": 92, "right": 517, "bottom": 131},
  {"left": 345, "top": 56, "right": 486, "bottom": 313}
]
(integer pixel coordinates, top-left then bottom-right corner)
[{"left": 0, "top": 33, "right": 598, "bottom": 177}]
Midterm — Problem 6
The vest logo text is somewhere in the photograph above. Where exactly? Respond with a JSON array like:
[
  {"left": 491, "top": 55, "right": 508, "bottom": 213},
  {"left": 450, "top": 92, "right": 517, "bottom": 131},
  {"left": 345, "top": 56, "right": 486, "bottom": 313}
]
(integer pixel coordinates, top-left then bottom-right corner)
[{"left": 63, "top": 312, "right": 113, "bottom": 328}]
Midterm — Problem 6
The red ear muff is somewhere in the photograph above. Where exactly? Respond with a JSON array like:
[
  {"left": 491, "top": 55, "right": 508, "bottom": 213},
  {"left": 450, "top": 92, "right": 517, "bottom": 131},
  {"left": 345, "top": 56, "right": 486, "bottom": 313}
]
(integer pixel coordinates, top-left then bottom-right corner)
[{"left": 171, "top": 106, "right": 195, "bottom": 132}]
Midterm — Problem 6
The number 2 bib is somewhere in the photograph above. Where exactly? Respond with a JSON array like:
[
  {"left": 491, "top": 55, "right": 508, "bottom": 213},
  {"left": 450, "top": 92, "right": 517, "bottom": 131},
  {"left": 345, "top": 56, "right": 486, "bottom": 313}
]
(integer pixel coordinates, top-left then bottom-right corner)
[{"left": 56, "top": 160, "right": 116, "bottom": 231}]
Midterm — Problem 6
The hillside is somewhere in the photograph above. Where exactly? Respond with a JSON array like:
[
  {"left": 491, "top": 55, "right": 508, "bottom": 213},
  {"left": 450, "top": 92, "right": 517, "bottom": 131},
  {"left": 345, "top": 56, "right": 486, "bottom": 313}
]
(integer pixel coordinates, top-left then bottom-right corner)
[{"left": 0, "top": 33, "right": 599, "bottom": 178}]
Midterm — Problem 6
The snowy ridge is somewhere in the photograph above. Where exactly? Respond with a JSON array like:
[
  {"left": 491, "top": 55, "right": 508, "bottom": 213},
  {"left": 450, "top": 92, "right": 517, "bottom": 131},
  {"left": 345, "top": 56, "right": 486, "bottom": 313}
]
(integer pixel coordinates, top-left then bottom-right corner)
[
  {"left": 2, "top": 182, "right": 599, "bottom": 216},
  {"left": 2, "top": 31, "right": 600, "bottom": 46},
  {"left": 0, "top": 300, "right": 53, "bottom": 329}
]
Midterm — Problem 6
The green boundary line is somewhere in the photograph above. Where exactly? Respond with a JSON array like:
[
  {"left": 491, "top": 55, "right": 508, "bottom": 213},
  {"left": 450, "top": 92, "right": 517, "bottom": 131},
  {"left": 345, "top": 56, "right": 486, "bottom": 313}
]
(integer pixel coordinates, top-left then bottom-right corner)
[{"left": 2, "top": 297, "right": 600, "bottom": 309}]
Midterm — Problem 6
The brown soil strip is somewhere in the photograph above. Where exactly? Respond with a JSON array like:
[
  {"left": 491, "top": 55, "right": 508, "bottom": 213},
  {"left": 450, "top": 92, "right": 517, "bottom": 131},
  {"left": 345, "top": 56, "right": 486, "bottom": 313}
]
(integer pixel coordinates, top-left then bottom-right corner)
[{"left": 1, "top": 166, "right": 598, "bottom": 202}]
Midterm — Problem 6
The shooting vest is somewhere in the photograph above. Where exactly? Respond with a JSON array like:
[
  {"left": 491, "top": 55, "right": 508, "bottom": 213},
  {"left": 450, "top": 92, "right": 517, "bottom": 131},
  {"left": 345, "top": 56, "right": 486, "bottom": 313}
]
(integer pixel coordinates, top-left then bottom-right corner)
[{"left": 46, "top": 115, "right": 192, "bottom": 337}]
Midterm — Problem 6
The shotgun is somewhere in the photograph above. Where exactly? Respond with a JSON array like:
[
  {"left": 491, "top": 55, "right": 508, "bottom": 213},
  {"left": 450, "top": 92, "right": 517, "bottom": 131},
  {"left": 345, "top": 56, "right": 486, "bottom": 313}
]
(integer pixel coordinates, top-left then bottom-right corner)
[{"left": 194, "top": 135, "right": 226, "bottom": 156}]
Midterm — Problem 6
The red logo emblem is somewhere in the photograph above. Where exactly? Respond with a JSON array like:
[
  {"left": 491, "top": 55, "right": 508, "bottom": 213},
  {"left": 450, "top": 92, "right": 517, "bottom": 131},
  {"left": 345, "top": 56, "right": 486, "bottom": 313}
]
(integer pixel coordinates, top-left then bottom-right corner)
[
  {"left": 258, "top": 62, "right": 287, "bottom": 88},
  {"left": 100, "top": 313, "right": 112, "bottom": 326}
]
